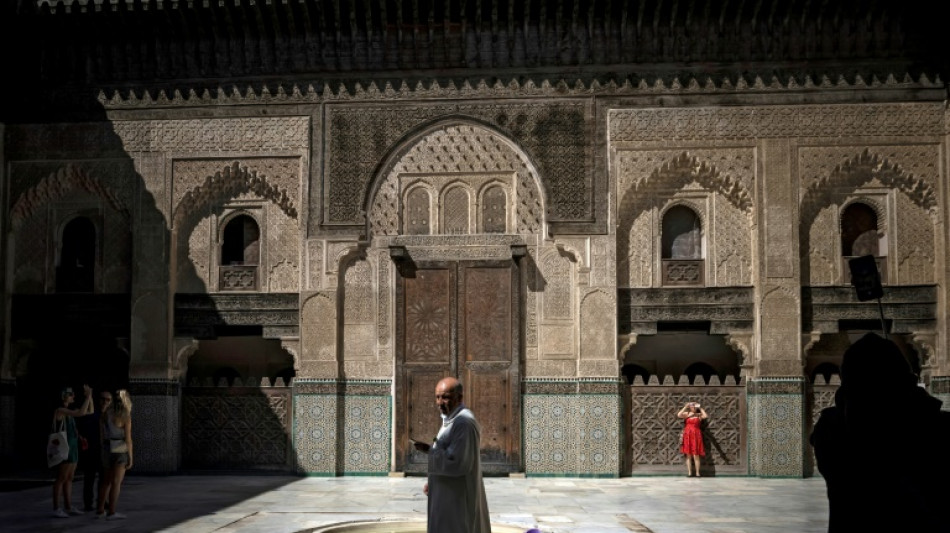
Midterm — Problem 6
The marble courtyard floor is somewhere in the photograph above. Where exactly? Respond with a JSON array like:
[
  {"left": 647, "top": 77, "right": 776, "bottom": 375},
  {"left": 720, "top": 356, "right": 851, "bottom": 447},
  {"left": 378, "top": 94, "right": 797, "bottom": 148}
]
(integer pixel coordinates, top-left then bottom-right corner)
[{"left": 0, "top": 474, "right": 828, "bottom": 532}]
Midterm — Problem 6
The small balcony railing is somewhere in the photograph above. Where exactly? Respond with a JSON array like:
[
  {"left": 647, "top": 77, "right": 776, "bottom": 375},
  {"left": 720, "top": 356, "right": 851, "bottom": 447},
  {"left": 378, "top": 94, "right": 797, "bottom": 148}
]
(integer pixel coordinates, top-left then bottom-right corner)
[
  {"left": 219, "top": 265, "right": 258, "bottom": 291},
  {"left": 662, "top": 259, "right": 704, "bottom": 286}
]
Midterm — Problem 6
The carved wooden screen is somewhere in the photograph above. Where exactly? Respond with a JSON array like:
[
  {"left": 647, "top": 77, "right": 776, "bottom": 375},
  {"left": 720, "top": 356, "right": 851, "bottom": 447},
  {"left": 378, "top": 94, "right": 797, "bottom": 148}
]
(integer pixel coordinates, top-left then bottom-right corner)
[
  {"left": 396, "top": 261, "right": 520, "bottom": 474},
  {"left": 398, "top": 265, "right": 456, "bottom": 473},
  {"left": 458, "top": 262, "right": 520, "bottom": 473},
  {"left": 628, "top": 382, "right": 746, "bottom": 475},
  {"left": 182, "top": 384, "right": 292, "bottom": 471}
]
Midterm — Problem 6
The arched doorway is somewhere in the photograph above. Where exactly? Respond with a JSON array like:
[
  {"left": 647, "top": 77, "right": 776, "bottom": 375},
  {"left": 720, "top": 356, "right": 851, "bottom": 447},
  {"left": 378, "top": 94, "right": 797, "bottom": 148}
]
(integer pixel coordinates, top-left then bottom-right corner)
[{"left": 367, "top": 122, "right": 546, "bottom": 475}]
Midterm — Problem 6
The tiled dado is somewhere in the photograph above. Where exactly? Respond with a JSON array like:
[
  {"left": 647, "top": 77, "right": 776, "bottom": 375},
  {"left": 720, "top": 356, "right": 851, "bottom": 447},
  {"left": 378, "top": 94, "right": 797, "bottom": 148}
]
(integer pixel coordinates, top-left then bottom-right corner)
[
  {"left": 1, "top": 379, "right": 15, "bottom": 462},
  {"left": 747, "top": 378, "right": 805, "bottom": 477},
  {"left": 128, "top": 379, "right": 181, "bottom": 473},
  {"left": 932, "top": 377, "right": 950, "bottom": 412},
  {"left": 293, "top": 379, "right": 391, "bottom": 476},
  {"left": 523, "top": 379, "right": 622, "bottom": 477}
]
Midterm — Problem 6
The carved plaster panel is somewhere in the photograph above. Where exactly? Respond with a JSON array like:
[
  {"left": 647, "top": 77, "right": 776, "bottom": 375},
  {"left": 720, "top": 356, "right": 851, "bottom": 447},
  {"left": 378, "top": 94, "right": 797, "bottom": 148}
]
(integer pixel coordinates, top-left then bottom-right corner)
[
  {"left": 760, "top": 285, "right": 801, "bottom": 368},
  {"left": 538, "top": 248, "right": 574, "bottom": 321},
  {"left": 329, "top": 102, "right": 588, "bottom": 228},
  {"left": 616, "top": 150, "right": 755, "bottom": 289},
  {"left": 609, "top": 103, "right": 944, "bottom": 143},
  {"left": 301, "top": 293, "right": 337, "bottom": 369},
  {"left": 112, "top": 117, "right": 310, "bottom": 154},
  {"left": 307, "top": 240, "right": 324, "bottom": 291},
  {"left": 580, "top": 290, "right": 615, "bottom": 361}
]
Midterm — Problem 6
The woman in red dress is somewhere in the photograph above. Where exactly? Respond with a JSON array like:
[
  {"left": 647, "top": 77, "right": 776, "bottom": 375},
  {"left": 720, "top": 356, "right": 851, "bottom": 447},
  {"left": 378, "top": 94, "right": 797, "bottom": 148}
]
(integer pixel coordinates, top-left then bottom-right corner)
[{"left": 677, "top": 401, "right": 708, "bottom": 477}]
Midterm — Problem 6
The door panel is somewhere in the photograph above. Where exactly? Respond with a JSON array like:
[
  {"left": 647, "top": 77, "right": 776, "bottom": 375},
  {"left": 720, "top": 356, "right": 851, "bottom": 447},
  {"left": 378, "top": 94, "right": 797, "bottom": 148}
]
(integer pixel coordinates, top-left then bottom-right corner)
[
  {"left": 459, "top": 263, "right": 519, "bottom": 472},
  {"left": 398, "top": 266, "right": 455, "bottom": 473},
  {"left": 396, "top": 260, "right": 521, "bottom": 473}
]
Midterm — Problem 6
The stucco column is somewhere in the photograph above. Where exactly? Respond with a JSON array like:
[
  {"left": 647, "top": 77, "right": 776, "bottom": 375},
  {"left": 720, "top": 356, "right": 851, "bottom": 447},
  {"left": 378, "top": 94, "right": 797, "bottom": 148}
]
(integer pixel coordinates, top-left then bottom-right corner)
[
  {"left": 127, "top": 152, "right": 179, "bottom": 472},
  {"left": 749, "top": 138, "right": 806, "bottom": 477}
]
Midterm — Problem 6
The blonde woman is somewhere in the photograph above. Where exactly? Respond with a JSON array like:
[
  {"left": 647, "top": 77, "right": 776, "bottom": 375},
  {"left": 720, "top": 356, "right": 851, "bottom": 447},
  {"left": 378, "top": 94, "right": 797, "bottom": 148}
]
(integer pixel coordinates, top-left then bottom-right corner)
[
  {"left": 677, "top": 401, "right": 708, "bottom": 477},
  {"left": 96, "top": 390, "right": 133, "bottom": 520},
  {"left": 51, "top": 384, "right": 93, "bottom": 517}
]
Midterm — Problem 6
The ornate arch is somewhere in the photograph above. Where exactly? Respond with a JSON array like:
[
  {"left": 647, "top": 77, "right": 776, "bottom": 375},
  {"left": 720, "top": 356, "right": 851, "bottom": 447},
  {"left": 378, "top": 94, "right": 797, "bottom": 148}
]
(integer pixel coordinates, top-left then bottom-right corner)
[
  {"left": 839, "top": 197, "right": 887, "bottom": 235},
  {"left": 172, "top": 161, "right": 297, "bottom": 230},
  {"left": 10, "top": 164, "right": 128, "bottom": 229},
  {"left": 618, "top": 151, "right": 752, "bottom": 287},
  {"left": 365, "top": 118, "right": 547, "bottom": 237},
  {"left": 800, "top": 149, "right": 936, "bottom": 283}
]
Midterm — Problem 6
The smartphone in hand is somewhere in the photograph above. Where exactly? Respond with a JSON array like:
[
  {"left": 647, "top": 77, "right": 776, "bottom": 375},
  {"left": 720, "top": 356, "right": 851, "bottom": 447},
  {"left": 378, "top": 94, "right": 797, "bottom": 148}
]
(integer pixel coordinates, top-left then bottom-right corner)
[{"left": 410, "top": 438, "right": 432, "bottom": 453}]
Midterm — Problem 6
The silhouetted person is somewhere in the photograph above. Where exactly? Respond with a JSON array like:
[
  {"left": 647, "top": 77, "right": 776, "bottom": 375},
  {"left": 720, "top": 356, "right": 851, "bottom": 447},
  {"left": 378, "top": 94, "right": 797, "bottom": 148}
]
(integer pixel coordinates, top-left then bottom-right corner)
[{"left": 810, "top": 332, "right": 948, "bottom": 531}]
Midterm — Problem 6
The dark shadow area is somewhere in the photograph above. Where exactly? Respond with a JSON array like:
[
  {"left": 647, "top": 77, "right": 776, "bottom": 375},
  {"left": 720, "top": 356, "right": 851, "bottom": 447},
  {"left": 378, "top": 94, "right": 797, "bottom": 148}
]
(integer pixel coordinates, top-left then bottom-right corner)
[{"left": 0, "top": 3, "right": 302, "bottom": 529}]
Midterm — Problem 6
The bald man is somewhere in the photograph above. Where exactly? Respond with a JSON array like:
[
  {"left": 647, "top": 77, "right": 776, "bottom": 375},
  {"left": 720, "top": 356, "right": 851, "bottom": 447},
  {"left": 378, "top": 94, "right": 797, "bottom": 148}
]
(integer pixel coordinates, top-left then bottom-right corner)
[{"left": 413, "top": 377, "right": 490, "bottom": 533}]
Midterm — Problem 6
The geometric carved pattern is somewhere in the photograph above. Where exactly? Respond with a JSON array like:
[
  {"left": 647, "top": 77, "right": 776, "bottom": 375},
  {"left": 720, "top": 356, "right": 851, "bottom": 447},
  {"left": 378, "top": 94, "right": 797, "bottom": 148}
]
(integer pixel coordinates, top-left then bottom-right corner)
[
  {"left": 629, "top": 384, "right": 745, "bottom": 474},
  {"left": 182, "top": 386, "right": 292, "bottom": 471},
  {"left": 9, "top": 164, "right": 128, "bottom": 229},
  {"left": 524, "top": 393, "right": 620, "bottom": 476},
  {"left": 368, "top": 123, "right": 543, "bottom": 236}
]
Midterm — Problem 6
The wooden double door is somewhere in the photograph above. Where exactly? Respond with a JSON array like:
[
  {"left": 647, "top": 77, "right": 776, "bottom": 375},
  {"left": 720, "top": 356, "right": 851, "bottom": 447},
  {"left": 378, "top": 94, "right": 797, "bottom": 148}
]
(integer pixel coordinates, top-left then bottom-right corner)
[{"left": 395, "top": 260, "right": 521, "bottom": 474}]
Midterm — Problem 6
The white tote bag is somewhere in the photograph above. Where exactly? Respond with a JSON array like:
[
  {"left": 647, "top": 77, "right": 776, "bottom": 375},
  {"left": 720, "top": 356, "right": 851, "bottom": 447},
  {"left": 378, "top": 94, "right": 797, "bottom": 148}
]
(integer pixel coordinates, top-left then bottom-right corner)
[{"left": 46, "top": 417, "right": 69, "bottom": 468}]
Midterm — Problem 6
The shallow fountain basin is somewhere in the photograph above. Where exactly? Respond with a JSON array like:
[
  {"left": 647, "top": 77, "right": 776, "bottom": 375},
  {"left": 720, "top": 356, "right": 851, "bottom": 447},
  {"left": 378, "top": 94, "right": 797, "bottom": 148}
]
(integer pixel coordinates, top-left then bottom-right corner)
[{"left": 309, "top": 520, "right": 528, "bottom": 533}]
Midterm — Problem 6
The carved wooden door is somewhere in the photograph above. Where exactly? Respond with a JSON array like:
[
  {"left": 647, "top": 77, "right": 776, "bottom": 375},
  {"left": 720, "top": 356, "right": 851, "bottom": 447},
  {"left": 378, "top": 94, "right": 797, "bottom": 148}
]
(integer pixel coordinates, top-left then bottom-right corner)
[{"left": 396, "top": 260, "right": 520, "bottom": 474}]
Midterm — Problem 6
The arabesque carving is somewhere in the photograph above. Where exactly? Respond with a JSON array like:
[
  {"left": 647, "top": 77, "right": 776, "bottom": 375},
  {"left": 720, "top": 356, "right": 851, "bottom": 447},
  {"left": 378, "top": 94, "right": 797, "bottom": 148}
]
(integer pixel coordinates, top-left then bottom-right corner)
[{"left": 10, "top": 164, "right": 128, "bottom": 229}]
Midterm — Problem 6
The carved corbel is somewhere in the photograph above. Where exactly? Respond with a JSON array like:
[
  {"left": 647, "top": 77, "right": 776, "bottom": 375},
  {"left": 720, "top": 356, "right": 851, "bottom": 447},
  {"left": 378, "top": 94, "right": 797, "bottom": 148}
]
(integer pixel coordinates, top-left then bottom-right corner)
[
  {"left": 554, "top": 240, "right": 586, "bottom": 269},
  {"left": 280, "top": 338, "right": 301, "bottom": 373},
  {"left": 172, "top": 338, "right": 200, "bottom": 380},
  {"left": 802, "top": 331, "right": 823, "bottom": 371},
  {"left": 910, "top": 332, "right": 937, "bottom": 380},
  {"left": 725, "top": 333, "right": 755, "bottom": 378},
  {"left": 618, "top": 334, "right": 638, "bottom": 363}
]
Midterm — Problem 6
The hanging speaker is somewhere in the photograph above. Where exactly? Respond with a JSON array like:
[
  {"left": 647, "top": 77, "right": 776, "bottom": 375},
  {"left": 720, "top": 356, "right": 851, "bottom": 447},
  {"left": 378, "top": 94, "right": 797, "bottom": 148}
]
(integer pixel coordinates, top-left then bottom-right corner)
[{"left": 848, "top": 255, "right": 884, "bottom": 301}]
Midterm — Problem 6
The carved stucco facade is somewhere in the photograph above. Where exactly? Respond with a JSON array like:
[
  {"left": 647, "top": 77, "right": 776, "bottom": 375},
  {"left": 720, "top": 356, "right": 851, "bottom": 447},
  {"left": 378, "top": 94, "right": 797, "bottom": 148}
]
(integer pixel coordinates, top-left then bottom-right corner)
[{"left": 3, "top": 83, "right": 949, "bottom": 476}]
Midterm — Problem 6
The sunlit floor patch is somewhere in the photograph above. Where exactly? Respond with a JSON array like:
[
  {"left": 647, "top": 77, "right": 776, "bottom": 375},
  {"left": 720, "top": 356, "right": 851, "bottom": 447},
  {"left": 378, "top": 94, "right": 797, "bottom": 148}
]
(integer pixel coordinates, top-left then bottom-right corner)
[{"left": 307, "top": 520, "right": 531, "bottom": 533}]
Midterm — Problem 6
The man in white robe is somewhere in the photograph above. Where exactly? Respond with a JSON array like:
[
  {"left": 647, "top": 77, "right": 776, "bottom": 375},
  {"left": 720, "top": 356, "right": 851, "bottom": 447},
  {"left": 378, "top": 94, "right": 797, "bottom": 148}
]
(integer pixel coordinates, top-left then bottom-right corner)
[{"left": 414, "top": 377, "right": 491, "bottom": 533}]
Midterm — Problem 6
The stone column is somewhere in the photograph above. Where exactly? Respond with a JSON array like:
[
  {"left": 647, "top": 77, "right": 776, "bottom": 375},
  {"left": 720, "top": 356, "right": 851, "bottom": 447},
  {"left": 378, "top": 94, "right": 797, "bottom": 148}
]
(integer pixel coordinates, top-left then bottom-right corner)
[
  {"left": 128, "top": 152, "right": 180, "bottom": 472},
  {"left": 749, "top": 138, "right": 807, "bottom": 477}
]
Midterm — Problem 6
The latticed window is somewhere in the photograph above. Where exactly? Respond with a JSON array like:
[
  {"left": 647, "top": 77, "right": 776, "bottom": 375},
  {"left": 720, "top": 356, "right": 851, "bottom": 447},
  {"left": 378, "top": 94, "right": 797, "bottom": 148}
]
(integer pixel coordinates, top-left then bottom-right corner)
[
  {"left": 220, "top": 214, "right": 260, "bottom": 291},
  {"left": 56, "top": 216, "right": 96, "bottom": 293},
  {"left": 405, "top": 188, "right": 431, "bottom": 235},
  {"left": 841, "top": 202, "right": 886, "bottom": 283},
  {"left": 442, "top": 187, "right": 470, "bottom": 234},
  {"left": 661, "top": 205, "right": 703, "bottom": 286},
  {"left": 481, "top": 185, "right": 507, "bottom": 233}
]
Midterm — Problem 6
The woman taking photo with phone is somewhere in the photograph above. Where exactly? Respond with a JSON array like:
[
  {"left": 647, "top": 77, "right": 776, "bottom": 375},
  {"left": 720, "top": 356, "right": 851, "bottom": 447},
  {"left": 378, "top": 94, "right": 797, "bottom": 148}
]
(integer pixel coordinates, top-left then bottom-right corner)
[
  {"left": 51, "top": 384, "right": 93, "bottom": 517},
  {"left": 96, "top": 389, "right": 133, "bottom": 520},
  {"left": 677, "top": 401, "right": 708, "bottom": 477}
]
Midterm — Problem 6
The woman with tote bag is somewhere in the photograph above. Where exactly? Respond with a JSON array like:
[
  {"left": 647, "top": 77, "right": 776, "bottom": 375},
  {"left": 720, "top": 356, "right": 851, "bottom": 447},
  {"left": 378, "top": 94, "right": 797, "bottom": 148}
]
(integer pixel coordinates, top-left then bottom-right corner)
[{"left": 51, "top": 384, "right": 93, "bottom": 518}]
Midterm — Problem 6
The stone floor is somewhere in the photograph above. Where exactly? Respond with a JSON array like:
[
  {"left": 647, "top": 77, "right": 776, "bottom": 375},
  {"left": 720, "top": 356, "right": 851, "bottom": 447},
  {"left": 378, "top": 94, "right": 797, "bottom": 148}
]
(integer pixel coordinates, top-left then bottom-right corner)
[{"left": 0, "top": 474, "right": 829, "bottom": 532}]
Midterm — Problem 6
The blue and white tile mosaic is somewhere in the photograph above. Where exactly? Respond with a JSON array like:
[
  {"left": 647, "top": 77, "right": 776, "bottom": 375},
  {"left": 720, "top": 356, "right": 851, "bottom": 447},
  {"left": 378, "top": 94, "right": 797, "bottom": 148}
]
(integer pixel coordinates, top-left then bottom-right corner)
[
  {"left": 748, "top": 378, "right": 805, "bottom": 477},
  {"left": 523, "top": 394, "right": 621, "bottom": 476}
]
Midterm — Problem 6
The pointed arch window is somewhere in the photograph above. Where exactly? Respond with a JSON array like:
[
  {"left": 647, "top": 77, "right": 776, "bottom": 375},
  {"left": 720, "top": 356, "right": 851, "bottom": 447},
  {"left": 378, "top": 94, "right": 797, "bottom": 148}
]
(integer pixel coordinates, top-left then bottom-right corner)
[
  {"left": 481, "top": 185, "right": 507, "bottom": 234},
  {"left": 841, "top": 202, "right": 887, "bottom": 283},
  {"left": 443, "top": 187, "right": 470, "bottom": 234},
  {"left": 405, "top": 188, "right": 431, "bottom": 235},
  {"left": 56, "top": 216, "right": 97, "bottom": 293},
  {"left": 220, "top": 214, "right": 260, "bottom": 291},
  {"left": 661, "top": 206, "right": 704, "bottom": 286}
]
